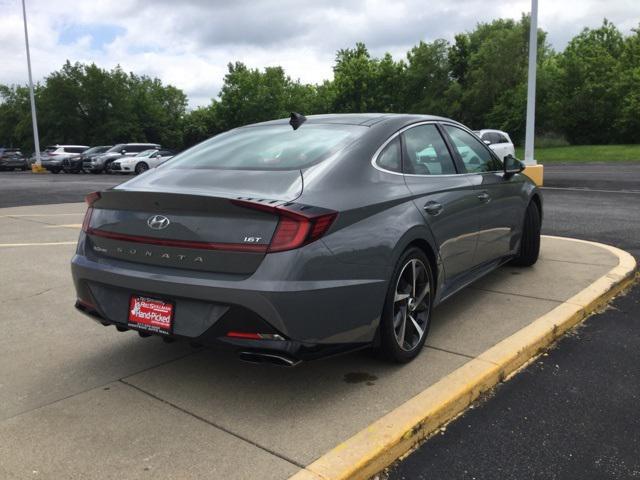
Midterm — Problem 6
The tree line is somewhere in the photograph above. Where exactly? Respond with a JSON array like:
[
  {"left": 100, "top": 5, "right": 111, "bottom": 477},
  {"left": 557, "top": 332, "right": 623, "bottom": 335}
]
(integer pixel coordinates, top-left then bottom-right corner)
[{"left": 1, "top": 17, "right": 638, "bottom": 153}]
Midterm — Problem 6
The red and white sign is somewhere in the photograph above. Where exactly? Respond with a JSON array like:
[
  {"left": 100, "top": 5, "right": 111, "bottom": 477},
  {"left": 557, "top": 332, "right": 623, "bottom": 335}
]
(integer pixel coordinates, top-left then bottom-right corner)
[{"left": 128, "top": 295, "right": 173, "bottom": 334}]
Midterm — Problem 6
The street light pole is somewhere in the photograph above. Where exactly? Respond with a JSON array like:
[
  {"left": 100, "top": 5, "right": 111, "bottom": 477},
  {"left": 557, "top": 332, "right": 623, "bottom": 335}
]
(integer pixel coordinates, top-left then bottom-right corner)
[
  {"left": 21, "top": 0, "right": 41, "bottom": 168},
  {"left": 523, "top": 0, "right": 538, "bottom": 165}
]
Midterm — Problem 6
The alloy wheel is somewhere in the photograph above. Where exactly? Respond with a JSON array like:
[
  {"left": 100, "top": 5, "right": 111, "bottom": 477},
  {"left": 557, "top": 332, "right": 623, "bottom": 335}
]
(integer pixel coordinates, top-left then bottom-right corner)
[{"left": 393, "top": 258, "right": 431, "bottom": 351}]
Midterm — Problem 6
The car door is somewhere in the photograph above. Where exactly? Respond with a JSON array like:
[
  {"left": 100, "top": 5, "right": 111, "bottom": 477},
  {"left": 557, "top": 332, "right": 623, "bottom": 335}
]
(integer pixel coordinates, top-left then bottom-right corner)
[
  {"left": 442, "top": 124, "right": 523, "bottom": 267},
  {"left": 400, "top": 123, "right": 479, "bottom": 284}
]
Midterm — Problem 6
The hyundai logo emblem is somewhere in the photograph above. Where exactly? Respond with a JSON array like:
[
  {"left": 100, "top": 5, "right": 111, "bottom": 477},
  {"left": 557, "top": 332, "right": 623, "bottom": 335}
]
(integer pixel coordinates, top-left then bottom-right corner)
[{"left": 147, "top": 215, "right": 170, "bottom": 230}]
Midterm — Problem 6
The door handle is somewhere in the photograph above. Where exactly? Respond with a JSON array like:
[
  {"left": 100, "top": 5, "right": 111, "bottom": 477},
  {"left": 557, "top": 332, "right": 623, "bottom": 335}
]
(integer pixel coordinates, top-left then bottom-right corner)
[
  {"left": 423, "top": 201, "right": 444, "bottom": 216},
  {"left": 477, "top": 192, "right": 491, "bottom": 203}
]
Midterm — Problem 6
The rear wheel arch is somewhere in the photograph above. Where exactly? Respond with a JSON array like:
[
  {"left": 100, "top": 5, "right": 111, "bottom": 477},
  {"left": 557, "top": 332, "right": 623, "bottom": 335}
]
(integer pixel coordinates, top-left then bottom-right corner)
[
  {"left": 393, "top": 228, "right": 441, "bottom": 298},
  {"left": 405, "top": 239, "right": 438, "bottom": 294}
]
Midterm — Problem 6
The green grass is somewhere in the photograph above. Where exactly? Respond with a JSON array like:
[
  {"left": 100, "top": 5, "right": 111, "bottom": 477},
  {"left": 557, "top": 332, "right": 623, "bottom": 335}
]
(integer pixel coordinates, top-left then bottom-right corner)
[{"left": 514, "top": 144, "right": 640, "bottom": 163}]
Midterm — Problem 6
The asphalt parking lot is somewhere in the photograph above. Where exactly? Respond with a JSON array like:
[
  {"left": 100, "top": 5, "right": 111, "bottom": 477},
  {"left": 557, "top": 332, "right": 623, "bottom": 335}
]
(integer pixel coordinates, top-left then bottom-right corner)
[
  {"left": 389, "top": 164, "right": 640, "bottom": 480},
  {"left": 0, "top": 164, "right": 638, "bottom": 479}
]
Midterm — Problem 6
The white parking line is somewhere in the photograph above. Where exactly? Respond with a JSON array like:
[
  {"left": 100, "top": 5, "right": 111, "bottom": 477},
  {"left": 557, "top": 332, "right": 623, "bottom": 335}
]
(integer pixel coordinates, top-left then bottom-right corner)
[
  {"left": 0, "top": 241, "right": 77, "bottom": 248},
  {"left": 0, "top": 213, "right": 82, "bottom": 218},
  {"left": 44, "top": 224, "right": 82, "bottom": 228}
]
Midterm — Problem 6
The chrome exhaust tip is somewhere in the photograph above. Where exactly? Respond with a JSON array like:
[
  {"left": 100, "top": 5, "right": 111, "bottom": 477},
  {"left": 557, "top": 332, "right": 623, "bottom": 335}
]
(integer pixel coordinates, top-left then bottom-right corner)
[{"left": 238, "top": 351, "right": 301, "bottom": 367}]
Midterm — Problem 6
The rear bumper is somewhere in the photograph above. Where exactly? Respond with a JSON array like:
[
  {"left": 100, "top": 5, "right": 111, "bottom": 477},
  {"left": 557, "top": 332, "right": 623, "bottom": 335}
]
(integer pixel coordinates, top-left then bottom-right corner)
[
  {"left": 0, "top": 161, "right": 26, "bottom": 169},
  {"left": 83, "top": 162, "right": 103, "bottom": 172},
  {"left": 42, "top": 162, "right": 63, "bottom": 171},
  {"left": 75, "top": 300, "right": 362, "bottom": 362},
  {"left": 71, "top": 238, "right": 388, "bottom": 360}
]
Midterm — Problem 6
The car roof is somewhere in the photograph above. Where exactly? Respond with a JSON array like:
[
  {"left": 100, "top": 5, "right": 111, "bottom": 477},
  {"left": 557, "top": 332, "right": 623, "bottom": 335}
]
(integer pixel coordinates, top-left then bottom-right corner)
[
  {"left": 476, "top": 129, "right": 509, "bottom": 135},
  {"left": 47, "top": 144, "right": 90, "bottom": 148},
  {"left": 244, "top": 113, "right": 456, "bottom": 128}
]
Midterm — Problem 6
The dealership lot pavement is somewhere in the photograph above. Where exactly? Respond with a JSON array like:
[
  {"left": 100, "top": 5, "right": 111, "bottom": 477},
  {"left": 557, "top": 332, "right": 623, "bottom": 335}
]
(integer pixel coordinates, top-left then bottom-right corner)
[
  {"left": 0, "top": 165, "right": 638, "bottom": 479},
  {"left": 0, "top": 199, "right": 626, "bottom": 479}
]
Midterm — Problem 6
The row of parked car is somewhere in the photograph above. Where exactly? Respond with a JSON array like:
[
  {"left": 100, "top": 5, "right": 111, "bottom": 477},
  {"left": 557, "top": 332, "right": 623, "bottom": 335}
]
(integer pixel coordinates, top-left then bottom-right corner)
[
  {"left": 0, "top": 143, "right": 176, "bottom": 174},
  {"left": 2, "top": 130, "right": 515, "bottom": 175}
]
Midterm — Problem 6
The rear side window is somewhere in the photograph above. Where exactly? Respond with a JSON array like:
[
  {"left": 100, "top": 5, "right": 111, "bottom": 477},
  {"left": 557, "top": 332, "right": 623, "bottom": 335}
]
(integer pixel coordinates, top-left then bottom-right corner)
[
  {"left": 167, "top": 124, "right": 367, "bottom": 171},
  {"left": 66, "top": 147, "right": 86, "bottom": 153},
  {"left": 444, "top": 125, "right": 503, "bottom": 173},
  {"left": 402, "top": 124, "right": 457, "bottom": 175},
  {"left": 375, "top": 137, "right": 402, "bottom": 173},
  {"left": 497, "top": 133, "right": 510, "bottom": 144},
  {"left": 127, "top": 145, "right": 149, "bottom": 153}
]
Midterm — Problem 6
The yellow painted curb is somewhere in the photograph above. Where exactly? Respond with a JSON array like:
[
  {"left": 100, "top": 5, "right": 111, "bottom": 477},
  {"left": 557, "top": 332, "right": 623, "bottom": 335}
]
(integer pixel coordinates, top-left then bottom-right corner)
[
  {"left": 523, "top": 164, "right": 544, "bottom": 186},
  {"left": 290, "top": 237, "right": 636, "bottom": 480},
  {"left": 31, "top": 164, "right": 47, "bottom": 173}
]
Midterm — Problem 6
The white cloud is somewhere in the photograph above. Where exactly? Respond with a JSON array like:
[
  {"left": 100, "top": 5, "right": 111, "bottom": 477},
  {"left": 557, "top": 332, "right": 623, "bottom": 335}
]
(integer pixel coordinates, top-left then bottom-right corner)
[{"left": 0, "top": 0, "right": 638, "bottom": 108}]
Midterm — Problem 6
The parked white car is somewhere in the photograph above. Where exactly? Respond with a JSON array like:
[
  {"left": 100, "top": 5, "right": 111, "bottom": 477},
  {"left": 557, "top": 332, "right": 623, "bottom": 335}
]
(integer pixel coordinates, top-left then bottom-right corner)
[
  {"left": 111, "top": 149, "right": 176, "bottom": 174},
  {"left": 474, "top": 130, "right": 515, "bottom": 161}
]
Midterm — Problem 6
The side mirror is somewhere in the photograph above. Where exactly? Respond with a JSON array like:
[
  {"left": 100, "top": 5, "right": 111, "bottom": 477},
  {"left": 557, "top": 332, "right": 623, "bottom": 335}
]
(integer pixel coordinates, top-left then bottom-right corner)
[
  {"left": 121, "top": 149, "right": 127, "bottom": 154},
  {"left": 504, "top": 154, "right": 525, "bottom": 176},
  {"left": 483, "top": 139, "right": 492, "bottom": 146}
]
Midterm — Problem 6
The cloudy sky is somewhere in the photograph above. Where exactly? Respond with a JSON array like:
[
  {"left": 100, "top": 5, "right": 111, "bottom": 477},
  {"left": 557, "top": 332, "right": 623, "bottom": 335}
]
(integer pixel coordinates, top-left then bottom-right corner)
[{"left": 0, "top": 0, "right": 638, "bottom": 107}]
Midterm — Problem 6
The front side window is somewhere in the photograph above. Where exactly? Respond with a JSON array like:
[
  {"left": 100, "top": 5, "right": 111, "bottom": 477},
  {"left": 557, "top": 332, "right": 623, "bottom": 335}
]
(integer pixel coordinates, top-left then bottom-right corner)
[
  {"left": 444, "top": 125, "right": 502, "bottom": 173},
  {"left": 167, "top": 124, "right": 367, "bottom": 171},
  {"left": 402, "top": 124, "right": 457, "bottom": 175},
  {"left": 136, "top": 149, "right": 157, "bottom": 157}
]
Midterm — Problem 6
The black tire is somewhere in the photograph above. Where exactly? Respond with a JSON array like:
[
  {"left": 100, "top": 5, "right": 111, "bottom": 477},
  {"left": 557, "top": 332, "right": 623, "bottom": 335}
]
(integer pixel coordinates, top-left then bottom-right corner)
[
  {"left": 376, "top": 247, "right": 434, "bottom": 363},
  {"left": 511, "top": 201, "right": 541, "bottom": 267},
  {"left": 104, "top": 161, "right": 113, "bottom": 174},
  {"left": 50, "top": 168, "right": 60, "bottom": 174},
  {"left": 135, "top": 162, "right": 149, "bottom": 174}
]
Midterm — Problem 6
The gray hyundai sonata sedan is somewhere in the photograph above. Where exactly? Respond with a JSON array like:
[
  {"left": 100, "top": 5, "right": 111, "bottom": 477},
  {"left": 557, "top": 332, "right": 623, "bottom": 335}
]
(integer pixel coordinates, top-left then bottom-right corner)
[{"left": 72, "top": 113, "right": 542, "bottom": 365}]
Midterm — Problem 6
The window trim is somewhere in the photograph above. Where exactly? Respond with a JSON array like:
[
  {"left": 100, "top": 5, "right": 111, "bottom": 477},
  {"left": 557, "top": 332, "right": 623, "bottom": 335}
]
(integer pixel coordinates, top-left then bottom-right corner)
[
  {"left": 374, "top": 135, "right": 403, "bottom": 173},
  {"left": 372, "top": 121, "right": 471, "bottom": 177}
]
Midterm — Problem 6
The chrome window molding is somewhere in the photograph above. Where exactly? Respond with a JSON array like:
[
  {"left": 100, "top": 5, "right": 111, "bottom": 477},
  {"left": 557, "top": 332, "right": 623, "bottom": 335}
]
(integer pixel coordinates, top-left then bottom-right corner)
[{"left": 371, "top": 120, "right": 485, "bottom": 178}]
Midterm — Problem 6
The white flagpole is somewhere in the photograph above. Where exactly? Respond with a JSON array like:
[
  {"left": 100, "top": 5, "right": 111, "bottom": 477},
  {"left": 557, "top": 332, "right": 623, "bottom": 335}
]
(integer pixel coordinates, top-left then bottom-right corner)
[
  {"left": 21, "top": 0, "right": 42, "bottom": 168},
  {"left": 524, "top": 0, "right": 538, "bottom": 165}
]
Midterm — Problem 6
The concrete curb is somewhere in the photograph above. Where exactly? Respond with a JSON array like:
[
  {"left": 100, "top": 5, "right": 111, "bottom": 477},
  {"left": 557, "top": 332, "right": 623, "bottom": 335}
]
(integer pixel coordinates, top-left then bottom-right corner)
[{"left": 289, "top": 236, "right": 637, "bottom": 480}]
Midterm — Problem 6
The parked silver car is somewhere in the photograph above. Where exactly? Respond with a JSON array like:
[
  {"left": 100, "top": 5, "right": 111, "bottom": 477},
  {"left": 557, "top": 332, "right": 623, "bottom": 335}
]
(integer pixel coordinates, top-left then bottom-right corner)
[{"left": 41, "top": 145, "right": 90, "bottom": 173}]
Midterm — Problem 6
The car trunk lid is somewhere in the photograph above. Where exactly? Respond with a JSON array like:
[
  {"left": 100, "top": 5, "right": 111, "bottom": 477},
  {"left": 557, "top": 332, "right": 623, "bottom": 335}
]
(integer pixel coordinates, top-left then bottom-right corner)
[{"left": 84, "top": 169, "right": 303, "bottom": 275}]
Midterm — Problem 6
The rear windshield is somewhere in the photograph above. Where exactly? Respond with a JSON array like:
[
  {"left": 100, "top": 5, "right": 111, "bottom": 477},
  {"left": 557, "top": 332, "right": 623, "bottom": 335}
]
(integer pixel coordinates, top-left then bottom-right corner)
[{"left": 166, "top": 124, "right": 367, "bottom": 171}]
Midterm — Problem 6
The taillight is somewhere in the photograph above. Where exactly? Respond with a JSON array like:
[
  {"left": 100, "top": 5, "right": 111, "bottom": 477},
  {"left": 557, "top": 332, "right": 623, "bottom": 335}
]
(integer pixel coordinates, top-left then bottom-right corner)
[
  {"left": 82, "top": 191, "right": 101, "bottom": 232},
  {"left": 232, "top": 199, "right": 337, "bottom": 253}
]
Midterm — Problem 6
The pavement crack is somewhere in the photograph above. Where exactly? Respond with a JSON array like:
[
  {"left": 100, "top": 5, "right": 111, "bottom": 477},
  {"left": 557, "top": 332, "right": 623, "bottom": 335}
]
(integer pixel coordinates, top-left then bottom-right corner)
[
  {"left": 0, "top": 350, "right": 198, "bottom": 424},
  {"left": 424, "top": 345, "right": 477, "bottom": 360},
  {"left": 6, "top": 215, "right": 58, "bottom": 226},
  {"left": 119, "top": 378, "right": 306, "bottom": 469},
  {"left": 469, "top": 287, "right": 564, "bottom": 303},
  {"left": 1, "top": 287, "right": 56, "bottom": 303}
]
